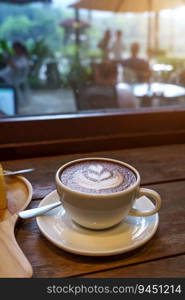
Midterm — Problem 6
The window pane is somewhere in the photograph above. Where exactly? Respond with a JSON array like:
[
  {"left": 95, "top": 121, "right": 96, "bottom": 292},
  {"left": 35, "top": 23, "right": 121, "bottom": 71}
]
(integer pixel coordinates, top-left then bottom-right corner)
[{"left": 0, "top": 0, "right": 185, "bottom": 118}]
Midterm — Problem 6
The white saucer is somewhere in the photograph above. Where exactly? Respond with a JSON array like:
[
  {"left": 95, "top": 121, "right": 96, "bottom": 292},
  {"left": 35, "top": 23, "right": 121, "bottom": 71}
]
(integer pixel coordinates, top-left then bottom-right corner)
[{"left": 36, "top": 191, "right": 159, "bottom": 256}]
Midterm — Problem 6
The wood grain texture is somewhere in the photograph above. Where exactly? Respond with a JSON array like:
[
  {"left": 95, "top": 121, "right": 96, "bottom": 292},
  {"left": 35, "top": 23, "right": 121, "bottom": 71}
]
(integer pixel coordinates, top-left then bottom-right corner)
[
  {"left": 0, "top": 176, "right": 33, "bottom": 278},
  {"left": 15, "top": 181, "right": 185, "bottom": 278},
  {"left": 2, "top": 144, "right": 185, "bottom": 200},
  {"left": 81, "top": 255, "right": 185, "bottom": 278}
]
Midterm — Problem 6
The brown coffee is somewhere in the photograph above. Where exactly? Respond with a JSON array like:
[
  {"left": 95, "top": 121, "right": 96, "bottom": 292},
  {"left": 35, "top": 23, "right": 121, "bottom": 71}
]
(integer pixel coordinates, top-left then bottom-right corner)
[{"left": 60, "top": 160, "right": 137, "bottom": 194}]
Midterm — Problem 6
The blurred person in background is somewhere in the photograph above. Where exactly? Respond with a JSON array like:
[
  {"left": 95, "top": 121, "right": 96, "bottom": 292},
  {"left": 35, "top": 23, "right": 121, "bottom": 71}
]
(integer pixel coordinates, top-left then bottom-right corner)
[
  {"left": 98, "top": 29, "right": 111, "bottom": 60},
  {"left": 122, "top": 42, "right": 151, "bottom": 82},
  {"left": 110, "top": 30, "right": 125, "bottom": 62},
  {"left": 0, "top": 41, "right": 29, "bottom": 85}
]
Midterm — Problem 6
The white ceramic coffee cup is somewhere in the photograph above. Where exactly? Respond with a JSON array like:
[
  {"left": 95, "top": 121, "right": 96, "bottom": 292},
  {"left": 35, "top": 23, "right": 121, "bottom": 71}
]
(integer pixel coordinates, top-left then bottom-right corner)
[{"left": 56, "top": 158, "right": 161, "bottom": 230}]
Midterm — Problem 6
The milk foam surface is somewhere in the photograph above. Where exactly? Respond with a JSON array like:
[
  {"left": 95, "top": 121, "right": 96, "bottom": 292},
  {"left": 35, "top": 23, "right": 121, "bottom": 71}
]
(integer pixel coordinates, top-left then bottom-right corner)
[{"left": 60, "top": 160, "right": 137, "bottom": 194}]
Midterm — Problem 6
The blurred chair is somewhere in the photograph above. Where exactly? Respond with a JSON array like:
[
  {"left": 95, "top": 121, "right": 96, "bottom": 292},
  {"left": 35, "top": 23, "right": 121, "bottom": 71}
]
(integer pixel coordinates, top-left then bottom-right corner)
[
  {"left": 92, "top": 61, "right": 118, "bottom": 85},
  {"left": 73, "top": 61, "right": 119, "bottom": 111},
  {"left": 74, "top": 84, "right": 118, "bottom": 110}
]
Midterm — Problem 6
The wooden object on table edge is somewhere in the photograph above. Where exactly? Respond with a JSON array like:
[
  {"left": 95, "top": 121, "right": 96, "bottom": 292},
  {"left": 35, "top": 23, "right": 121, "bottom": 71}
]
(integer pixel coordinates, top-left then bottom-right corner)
[{"left": 0, "top": 175, "right": 33, "bottom": 278}]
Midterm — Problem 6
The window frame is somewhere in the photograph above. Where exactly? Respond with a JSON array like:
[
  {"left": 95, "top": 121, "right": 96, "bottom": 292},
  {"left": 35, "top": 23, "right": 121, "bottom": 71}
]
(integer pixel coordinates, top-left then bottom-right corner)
[{"left": 1, "top": 106, "right": 185, "bottom": 160}]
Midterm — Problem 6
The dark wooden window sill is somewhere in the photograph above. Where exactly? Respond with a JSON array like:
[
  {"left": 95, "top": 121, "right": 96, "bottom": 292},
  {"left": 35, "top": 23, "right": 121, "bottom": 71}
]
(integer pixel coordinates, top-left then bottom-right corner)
[{"left": 1, "top": 106, "right": 185, "bottom": 160}]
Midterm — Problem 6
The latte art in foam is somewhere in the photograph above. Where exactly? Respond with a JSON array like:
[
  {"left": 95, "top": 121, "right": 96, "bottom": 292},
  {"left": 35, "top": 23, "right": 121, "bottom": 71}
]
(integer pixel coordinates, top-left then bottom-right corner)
[
  {"left": 75, "top": 164, "right": 123, "bottom": 191},
  {"left": 60, "top": 160, "right": 137, "bottom": 194}
]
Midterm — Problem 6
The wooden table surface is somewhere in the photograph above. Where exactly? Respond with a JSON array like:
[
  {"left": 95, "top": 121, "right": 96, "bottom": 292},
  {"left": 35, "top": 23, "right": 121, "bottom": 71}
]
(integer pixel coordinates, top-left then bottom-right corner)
[{"left": 2, "top": 144, "right": 185, "bottom": 278}]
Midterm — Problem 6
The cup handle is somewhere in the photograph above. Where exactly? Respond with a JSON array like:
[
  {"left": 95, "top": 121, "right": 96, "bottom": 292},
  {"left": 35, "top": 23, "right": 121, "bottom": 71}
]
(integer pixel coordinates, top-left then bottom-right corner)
[{"left": 129, "top": 188, "right": 161, "bottom": 217}]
